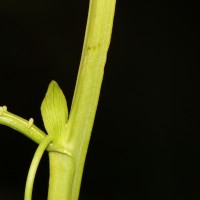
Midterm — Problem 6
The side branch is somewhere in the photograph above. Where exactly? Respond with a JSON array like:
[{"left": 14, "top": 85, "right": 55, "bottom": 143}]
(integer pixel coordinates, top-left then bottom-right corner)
[{"left": 0, "top": 106, "right": 46, "bottom": 144}]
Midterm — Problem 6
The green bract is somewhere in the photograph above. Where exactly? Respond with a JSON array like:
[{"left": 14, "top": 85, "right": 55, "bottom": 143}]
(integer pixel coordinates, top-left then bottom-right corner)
[{"left": 41, "top": 81, "right": 68, "bottom": 145}]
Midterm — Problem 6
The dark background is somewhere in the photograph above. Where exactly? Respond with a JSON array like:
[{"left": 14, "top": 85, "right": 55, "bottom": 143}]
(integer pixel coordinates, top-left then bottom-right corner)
[{"left": 0, "top": 1, "right": 198, "bottom": 199}]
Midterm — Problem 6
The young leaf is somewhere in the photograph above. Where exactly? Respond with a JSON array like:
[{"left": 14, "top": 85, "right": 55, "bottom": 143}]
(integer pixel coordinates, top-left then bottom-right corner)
[{"left": 41, "top": 81, "right": 68, "bottom": 143}]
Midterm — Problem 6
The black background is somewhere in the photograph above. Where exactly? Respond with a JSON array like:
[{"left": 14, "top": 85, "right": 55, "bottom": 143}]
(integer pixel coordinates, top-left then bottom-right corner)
[{"left": 0, "top": 1, "right": 198, "bottom": 199}]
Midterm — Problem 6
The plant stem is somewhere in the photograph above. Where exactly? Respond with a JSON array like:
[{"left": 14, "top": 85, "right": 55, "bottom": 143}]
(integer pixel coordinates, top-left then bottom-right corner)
[
  {"left": 0, "top": 0, "right": 116, "bottom": 199},
  {"left": 48, "top": 152, "right": 75, "bottom": 200},
  {"left": 63, "top": 1, "right": 116, "bottom": 200},
  {"left": 0, "top": 108, "right": 46, "bottom": 144}
]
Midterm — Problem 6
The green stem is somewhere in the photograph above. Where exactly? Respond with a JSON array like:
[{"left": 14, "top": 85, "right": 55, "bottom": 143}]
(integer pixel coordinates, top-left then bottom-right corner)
[
  {"left": 0, "top": 1, "right": 116, "bottom": 199},
  {"left": 63, "top": 1, "right": 116, "bottom": 200},
  {"left": 0, "top": 106, "right": 46, "bottom": 144},
  {"left": 48, "top": 152, "right": 75, "bottom": 200}
]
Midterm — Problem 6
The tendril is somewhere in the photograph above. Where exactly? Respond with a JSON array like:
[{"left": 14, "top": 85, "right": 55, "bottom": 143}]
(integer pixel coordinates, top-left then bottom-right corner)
[{"left": 24, "top": 135, "right": 53, "bottom": 200}]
